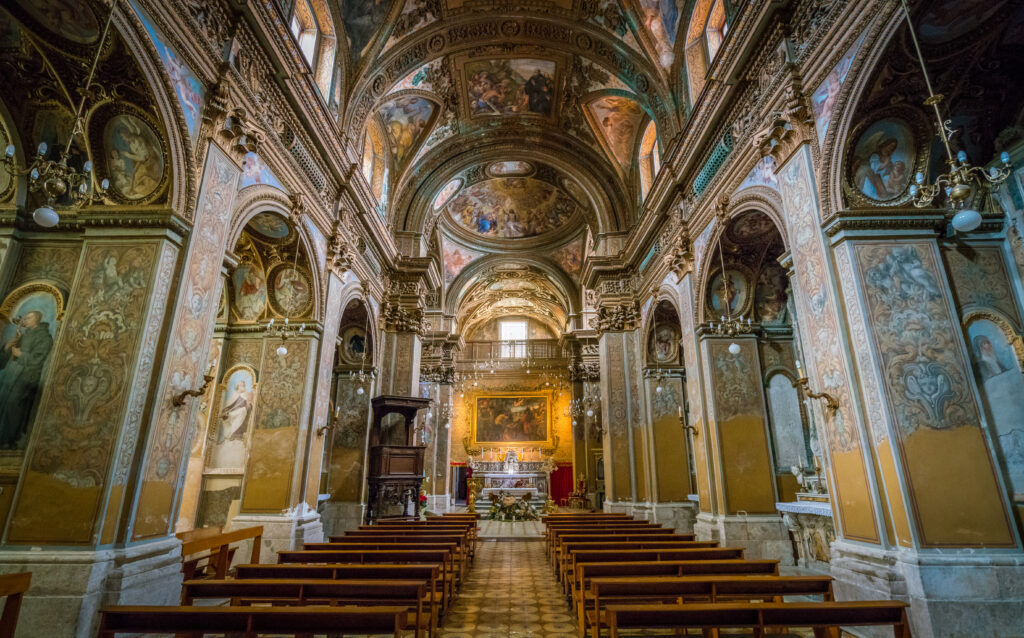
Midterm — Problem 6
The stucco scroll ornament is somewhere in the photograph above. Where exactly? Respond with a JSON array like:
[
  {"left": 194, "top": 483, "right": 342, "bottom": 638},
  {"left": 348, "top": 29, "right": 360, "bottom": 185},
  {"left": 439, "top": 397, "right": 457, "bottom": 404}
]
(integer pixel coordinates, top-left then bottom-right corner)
[
  {"left": 203, "top": 79, "right": 266, "bottom": 160},
  {"left": 901, "top": 359, "right": 956, "bottom": 426},
  {"left": 751, "top": 81, "right": 813, "bottom": 167},
  {"left": 382, "top": 300, "right": 424, "bottom": 335},
  {"left": 591, "top": 301, "right": 640, "bottom": 334},
  {"left": 327, "top": 218, "right": 353, "bottom": 276}
]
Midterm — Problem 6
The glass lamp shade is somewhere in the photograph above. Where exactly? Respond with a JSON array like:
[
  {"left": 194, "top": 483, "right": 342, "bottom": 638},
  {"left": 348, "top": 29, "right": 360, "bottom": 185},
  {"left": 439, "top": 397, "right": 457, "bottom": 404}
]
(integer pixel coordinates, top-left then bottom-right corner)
[
  {"left": 951, "top": 208, "right": 982, "bottom": 232},
  {"left": 276, "top": 344, "right": 288, "bottom": 357},
  {"left": 33, "top": 206, "right": 59, "bottom": 227},
  {"left": 728, "top": 342, "right": 741, "bottom": 355}
]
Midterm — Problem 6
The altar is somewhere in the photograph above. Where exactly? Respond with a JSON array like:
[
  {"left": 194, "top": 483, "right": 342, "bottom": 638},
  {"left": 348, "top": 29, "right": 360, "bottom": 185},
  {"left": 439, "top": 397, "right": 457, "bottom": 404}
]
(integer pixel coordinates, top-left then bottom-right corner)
[{"left": 468, "top": 451, "right": 555, "bottom": 513}]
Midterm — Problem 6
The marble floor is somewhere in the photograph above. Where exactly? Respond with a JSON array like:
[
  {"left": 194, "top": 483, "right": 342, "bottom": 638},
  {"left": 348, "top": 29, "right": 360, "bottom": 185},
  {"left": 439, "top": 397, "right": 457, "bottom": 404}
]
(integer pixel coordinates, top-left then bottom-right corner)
[{"left": 477, "top": 520, "right": 545, "bottom": 538}]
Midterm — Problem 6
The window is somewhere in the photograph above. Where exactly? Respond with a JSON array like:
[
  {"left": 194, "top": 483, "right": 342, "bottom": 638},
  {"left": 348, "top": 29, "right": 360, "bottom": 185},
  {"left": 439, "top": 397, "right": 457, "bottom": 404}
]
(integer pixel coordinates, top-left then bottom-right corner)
[
  {"left": 685, "top": 0, "right": 729, "bottom": 103},
  {"left": 285, "top": 0, "right": 339, "bottom": 105},
  {"left": 290, "top": 0, "right": 318, "bottom": 66},
  {"left": 500, "top": 319, "right": 528, "bottom": 358},
  {"left": 638, "top": 120, "right": 660, "bottom": 200},
  {"left": 705, "top": 0, "right": 728, "bottom": 62}
]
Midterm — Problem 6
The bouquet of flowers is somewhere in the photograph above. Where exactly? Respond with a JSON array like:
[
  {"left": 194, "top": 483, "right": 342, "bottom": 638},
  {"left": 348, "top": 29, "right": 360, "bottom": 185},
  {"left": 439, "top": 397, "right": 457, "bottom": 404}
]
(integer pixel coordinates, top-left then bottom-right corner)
[{"left": 486, "top": 491, "right": 539, "bottom": 521}]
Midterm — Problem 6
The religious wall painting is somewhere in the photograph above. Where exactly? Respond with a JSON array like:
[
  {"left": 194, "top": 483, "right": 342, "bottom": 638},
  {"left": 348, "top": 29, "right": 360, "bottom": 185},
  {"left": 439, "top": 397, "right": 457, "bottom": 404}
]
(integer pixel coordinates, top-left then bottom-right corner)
[
  {"left": 965, "top": 316, "right": 1024, "bottom": 497},
  {"left": 647, "top": 324, "right": 679, "bottom": 365},
  {"left": 709, "top": 341, "right": 760, "bottom": 421},
  {"left": 231, "top": 262, "right": 267, "bottom": 321},
  {"left": 706, "top": 268, "right": 751, "bottom": 319},
  {"left": 727, "top": 211, "right": 778, "bottom": 244},
  {"left": 942, "top": 244, "right": 1022, "bottom": 326},
  {"left": 584, "top": 96, "right": 646, "bottom": 175},
  {"left": 465, "top": 58, "right": 557, "bottom": 118},
  {"left": 13, "top": 0, "right": 99, "bottom": 45},
  {"left": 340, "top": 326, "right": 368, "bottom": 366},
  {"left": 340, "top": 0, "right": 392, "bottom": 61},
  {"left": 0, "top": 284, "right": 62, "bottom": 450},
  {"left": 433, "top": 178, "right": 462, "bottom": 211},
  {"left": 637, "top": 0, "right": 680, "bottom": 68},
  {"left": 268, "top": 264, "right": 313, "bottom": 317},
  {"left": 755, "top": 261, "right": 789, "bottom": 325},
  {"left": 811, "top": 33, "right": 864, "bottom": 146},
  {"left": 918, "top": 0, "right": 1005, "bottom": 44},
  {"left": 131, "top": 0, "right": 206, "bottom": 139},
  {"left": 101, "top": 111, "right": 166, "bottom": 202},
  {"left": 207, "top": 365, "right": 258, "bottom": 471},
  {"left": 240, "top": 152, "right": 286, "bottom": 191},
  {"left": 246, "top": 212, "right": 294, "bottom": 244},
  {"left": 551, "top": 241, "right": 583, "bottom": 278},
  {"left": 846, "top": 117, "right": 918, "bottom": 204},
  {"left": 474, "top": 395, "right": 550, "bottom": 444},
  {"left": 378, "top": 95, "right": 436, "bottom": 168},
  {"left": 442, "top": 244, "right": 481, "bottom": 284},
  {"left": 445, "top": 178, "right": 578, "bottom": 240},
  {"left": 736, "top": 156, "right": 779, "bottom": 193}
]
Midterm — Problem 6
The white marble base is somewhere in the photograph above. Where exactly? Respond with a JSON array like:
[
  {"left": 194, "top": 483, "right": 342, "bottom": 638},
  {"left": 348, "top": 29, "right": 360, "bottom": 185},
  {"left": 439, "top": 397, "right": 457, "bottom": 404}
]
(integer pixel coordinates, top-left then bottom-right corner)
[
  {"left": 319, "top": 501, "right": 366, "bottom": 538},
  {"left": 425, "top": 494, "right": 449, "bottom": 514},
  {"left": 600, "top": 501, "right": 697, "bottom": 534},
  {"left": 0, "top": 537, "right": 182, "bottom": 638},
  {"left": 693, "top": 512, "right": 795, "bottom": 565},
  {"left": 229, "top": 507, "right": 323, "bottom": 563},
  {"left": 830, "top": 540, "right": 1024, "bottom": 638}
]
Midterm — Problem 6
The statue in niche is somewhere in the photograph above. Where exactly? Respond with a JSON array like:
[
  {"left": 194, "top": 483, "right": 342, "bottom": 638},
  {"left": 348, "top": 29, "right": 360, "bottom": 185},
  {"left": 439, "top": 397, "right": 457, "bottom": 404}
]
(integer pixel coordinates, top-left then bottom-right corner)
[{"left": 503, "top": 449, "right": 519, "bottom": 474}]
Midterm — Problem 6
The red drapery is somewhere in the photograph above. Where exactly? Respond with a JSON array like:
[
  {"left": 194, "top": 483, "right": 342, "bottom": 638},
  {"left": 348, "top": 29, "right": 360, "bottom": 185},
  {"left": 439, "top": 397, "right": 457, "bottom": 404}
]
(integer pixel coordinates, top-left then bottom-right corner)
[{"left": 550, "top": 464, "right": 574, "bottom": 504}]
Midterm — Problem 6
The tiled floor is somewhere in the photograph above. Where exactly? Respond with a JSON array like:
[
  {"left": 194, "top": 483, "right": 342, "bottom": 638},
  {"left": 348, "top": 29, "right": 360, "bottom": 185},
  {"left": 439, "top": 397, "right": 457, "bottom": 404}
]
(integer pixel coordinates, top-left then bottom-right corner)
[
  {"left": 477, "top": 520, "right": 544, "bottom": 538},
  {"left": 439, "top": 540, "right": 576, "bottom": 638}
]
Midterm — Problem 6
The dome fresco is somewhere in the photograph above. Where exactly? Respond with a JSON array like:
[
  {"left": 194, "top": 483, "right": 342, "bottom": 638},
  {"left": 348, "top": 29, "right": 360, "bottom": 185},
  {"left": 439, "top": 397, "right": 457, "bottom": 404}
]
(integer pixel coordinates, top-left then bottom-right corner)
[{"left": 445, "top": 177, "right": 579, "bottom": 240}]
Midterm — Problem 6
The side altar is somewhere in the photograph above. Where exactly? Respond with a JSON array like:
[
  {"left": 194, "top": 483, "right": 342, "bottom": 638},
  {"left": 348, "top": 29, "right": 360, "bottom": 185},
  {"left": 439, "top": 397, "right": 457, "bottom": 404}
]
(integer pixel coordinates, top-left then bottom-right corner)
[{"left": 468, "top": 451, "right": 555, "bottom": 514}]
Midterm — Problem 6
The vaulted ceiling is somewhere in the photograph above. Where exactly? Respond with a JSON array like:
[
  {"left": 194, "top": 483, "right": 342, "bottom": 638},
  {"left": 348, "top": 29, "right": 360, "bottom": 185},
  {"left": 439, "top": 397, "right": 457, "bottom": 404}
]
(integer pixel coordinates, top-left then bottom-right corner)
[{"left": 333, "top": 0, "right": 694, "bottom": 334}]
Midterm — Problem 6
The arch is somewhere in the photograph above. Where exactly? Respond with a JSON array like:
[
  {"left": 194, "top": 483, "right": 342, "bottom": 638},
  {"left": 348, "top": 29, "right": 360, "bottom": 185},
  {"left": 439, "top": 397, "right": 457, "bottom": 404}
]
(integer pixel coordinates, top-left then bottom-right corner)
[
  {"left": 693, "top": 196, "right": 789, "bottom": 324},
  {"left": 336, "top": 280, "right": 380, "bottom": 372},
  {"left": 640, "top": 293, "right": 684, "bottom": 367},
  {"left": 444, "top": 253, "right": 581, "bottom": 319},
  {"left": 227, "top": 190, "right": 323, "bottom": 324}
]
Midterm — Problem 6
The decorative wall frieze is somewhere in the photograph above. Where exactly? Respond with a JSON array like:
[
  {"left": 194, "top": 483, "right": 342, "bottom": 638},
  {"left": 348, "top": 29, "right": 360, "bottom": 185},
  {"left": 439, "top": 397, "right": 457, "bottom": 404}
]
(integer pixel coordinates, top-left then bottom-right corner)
[
  {"left": 420, "top": 364, "right": 456, "bottom": 384},
  {"left": 591, "top": 300, "right": 640, "bottom": 334},
  {"left": 568, "top": 360, "right": 601, "bottom": 381}
]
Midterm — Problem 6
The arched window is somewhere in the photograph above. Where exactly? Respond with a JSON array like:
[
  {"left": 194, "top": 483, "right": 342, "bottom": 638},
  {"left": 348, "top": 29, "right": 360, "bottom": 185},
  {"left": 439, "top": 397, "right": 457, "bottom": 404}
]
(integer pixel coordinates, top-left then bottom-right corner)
[
  {"left": 638, "top": 120, "right": 660, "bottom": 199},
  {"left": 685, "top": 0, "right": 730, "bottom": 103},
  {"left": 285, "top": 0, "right": 339, "bottom": 103}
]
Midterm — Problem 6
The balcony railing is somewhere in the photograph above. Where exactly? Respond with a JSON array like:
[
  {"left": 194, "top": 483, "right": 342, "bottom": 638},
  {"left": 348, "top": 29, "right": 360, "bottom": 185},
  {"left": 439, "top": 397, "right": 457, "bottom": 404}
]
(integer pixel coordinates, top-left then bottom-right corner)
[{"left": 460, "top": 339, "right": 568, "bottom": 361}]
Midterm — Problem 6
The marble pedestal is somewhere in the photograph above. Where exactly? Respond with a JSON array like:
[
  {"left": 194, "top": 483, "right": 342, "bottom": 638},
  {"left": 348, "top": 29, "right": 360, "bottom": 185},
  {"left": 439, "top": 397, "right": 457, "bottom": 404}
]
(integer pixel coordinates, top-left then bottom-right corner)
[
  {"left": 425, "top": 494, "right": 449, "bottom": 514},
  {"left": 229, "top": 507, "right": 323, "bottom": 563},
  {"left": 830, "top": 540, "right": 1024, "bottom": 638},
  {"left": 603, "top": 501, "right": 698, "bottom": 534},
  {"left": 0, "top": 537, "right": 182, "bottom": 638},
  {"left": 319, "top": 500, "right": 366, "bottom": 537},
  {"left": 694, "top": 512, "right": 795, "bottom": 565}
]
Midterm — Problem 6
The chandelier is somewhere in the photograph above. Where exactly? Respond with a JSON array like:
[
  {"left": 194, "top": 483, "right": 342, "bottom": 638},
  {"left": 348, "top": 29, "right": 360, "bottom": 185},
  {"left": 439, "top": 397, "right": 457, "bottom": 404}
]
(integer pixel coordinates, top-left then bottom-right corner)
[
  {"left": 0, "top": 0, "right": 120, "bottom": 227},
  {"left": 349, "top": 301, "right": 375, "bottom": 395},
  {"left": 898, "top": 0, "right": 1012, "bottom": 231}
]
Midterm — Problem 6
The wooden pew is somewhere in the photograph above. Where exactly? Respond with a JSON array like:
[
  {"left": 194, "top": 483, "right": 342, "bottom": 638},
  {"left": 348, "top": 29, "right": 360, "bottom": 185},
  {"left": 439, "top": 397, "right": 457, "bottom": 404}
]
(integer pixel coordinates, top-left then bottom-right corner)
[
  {"left": 97, "top": 605, "right": 409, "bottom": 637},
  {"left": 542, "top": 513, "right": 631, "bottom": 523},
  {"left": 368, "top": 521, "right": 478, "bottom": 548},
  {"left": 177, "top": 525, "right": 263, "bottom": 580},
  {"left": 582, "top": 574, "right": 834, "bottom": 638},
  {"left": 571, "top": 559, "right": 779, "bottom": 615},
  {"left": 558, "top": 540, "right": 718, "bottom": 584},
  {"left": 563, "top": 547, "right": 747, "bottom": 592},
  {"left": 318, "top": 535, "right": 470, "bottom": 570},
  {"left": 545, "top": 523, "right": 662, "bottom": 554},
  {"left": 546, "top": 526, "right": 672, "bottom": 559},
  {"left": 276, "top": 549, "right": 457, "bottom": 607},
  {"left": 235, "top": 563, "right": 444, "bottom": 618},
  {"left": 181, "top": 578, "right": 430, "bottom": 638},
  {"left": 0, "top": 572, "right": 31, "bottom": 638},
  {"left": 549, "top": 531, "right": 692, "bottom": 566},
  {"left": 603, "top": 601, "right": 912, "bottom": 638},
  {"left": 303, "top": 541, "right": 465, "bottom": 583},
  {"left": 342, "top": 528, "right": 476, "bottom": 559}
]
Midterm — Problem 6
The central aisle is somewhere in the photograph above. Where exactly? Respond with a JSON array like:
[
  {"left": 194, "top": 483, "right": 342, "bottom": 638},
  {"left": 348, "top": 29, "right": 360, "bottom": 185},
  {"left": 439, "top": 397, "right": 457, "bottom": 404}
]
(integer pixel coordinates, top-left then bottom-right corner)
[{"left": 439, "top": 540, "right": 577, "bottom": 638}]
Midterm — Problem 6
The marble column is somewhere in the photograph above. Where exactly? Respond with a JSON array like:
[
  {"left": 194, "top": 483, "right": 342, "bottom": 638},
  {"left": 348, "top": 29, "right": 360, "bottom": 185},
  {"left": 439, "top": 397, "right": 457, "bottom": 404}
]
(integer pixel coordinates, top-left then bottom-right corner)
[
  {"left": 693, "top": 334, "right": 792, "bottom": 562},
  {"left": 594, "top": 300, "right": 648, "bottom": 512}
]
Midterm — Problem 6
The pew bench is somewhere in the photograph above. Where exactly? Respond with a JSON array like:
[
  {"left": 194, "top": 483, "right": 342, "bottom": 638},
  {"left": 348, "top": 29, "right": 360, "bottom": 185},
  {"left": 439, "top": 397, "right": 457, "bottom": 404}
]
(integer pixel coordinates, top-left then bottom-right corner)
[
  {"left": 0, "top": 572, "right": 31, "bottom": 638},
  {"left": 604, "top": 601, "right": 912, "bottom": 638},
  {"left": 557, "top": 540, "right": 716, "bottom": 582},
  {"left": 97, "top": 604, "right": 409, "bottom": 637},
  {"left": 582, "top": 575, "right": 834, "bottom": 638},
  {"left": 303, "top": 541, "right": 465, "bottom": 584},
  {"left": 563, "top": 547, "right": 746, "bottom": 593},
  {"left": 181, "top": 578, "right": 431, "bottom": 638},
  {"left": 571, "top": 559, "right": 780, "bottom": 614},
  {"left": 177, "top": 525, "right": 263, "bottom": 580},
  {"left": 546, "top": 527, "right": 678, "bottom": 561}
]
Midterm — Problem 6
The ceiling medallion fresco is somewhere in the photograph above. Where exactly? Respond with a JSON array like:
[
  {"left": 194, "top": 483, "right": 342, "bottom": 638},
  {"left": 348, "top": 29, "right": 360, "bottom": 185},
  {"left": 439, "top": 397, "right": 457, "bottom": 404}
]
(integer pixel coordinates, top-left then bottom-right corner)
[
  {"left": 489, "top": 160, "right": 533, "bottom": 176},
  {"left": 638, "top": 0, "right": 681, "bottom": 68},
  {"left": 445, "top": 177, "right": 579, "bottom": 240},
  {"left": 465, "top": 58, "right": 558, "bottom": 118}
]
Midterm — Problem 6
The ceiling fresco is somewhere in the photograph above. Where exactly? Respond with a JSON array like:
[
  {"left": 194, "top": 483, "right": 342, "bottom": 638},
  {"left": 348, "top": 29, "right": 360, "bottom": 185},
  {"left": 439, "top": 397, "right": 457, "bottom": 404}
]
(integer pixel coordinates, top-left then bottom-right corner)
[
  {"left": 585, "top": 95, "right": 648, "bottom": 175},
  {"left": 455, "top": 264, "right": 570, "bottom": 337},
  {"left": 377, "top": 94, "right": 437, "bottom": 168},
  {"left": 465, "top": 58, "right": 558, "bottom": 118},
  {"left": 445, "top": 177, "right": 579, "bottom": 240},
  {"left": 339, "top": 0, "right": 393, "bottom": 62},
  {"left": 636, "top": 0, "right": 681, "bottom": 68}
]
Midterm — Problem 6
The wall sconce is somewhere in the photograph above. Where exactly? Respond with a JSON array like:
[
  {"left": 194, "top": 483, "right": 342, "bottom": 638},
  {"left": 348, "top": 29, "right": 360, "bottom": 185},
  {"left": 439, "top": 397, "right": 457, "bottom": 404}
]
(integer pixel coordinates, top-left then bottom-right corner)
[
  {"left": 793, "top": 360, "right": 839, "bottom": 413},
  {"left": 172, "top": 360, "right": 217, "bottom": 407},
  {"left": 317, "top": 405, "right": 341, "bottom": 437},
  {"left": 678, "top": 406, "right": 699, "bottom": 436}
]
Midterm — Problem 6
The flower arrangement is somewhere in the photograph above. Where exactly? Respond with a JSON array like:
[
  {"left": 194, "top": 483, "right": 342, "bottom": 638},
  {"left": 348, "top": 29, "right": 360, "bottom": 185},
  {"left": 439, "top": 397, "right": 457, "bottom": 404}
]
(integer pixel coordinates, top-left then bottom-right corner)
[{"left": 486, "top": 491, "right": 539, "bottom": 521}]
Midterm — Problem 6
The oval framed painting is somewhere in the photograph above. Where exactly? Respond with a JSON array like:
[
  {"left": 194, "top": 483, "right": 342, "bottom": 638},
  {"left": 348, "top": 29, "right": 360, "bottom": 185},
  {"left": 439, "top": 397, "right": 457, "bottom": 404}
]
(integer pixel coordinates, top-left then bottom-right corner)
[
  {"left": 97, "top": 105, "right": 168, "bottom": 204},
  {"left": 245, "top": 211, "right": 295, "bottom": 244},
  {"left": 844, "top": 109, "right": 928, "bottom": 207},
  {"left": 231, "top": 262, "right": 267, "bottom": 321},
  {"left": 705, "top": 267, "right": 752, "bottom": 320},
  {"left": 647, "top": 323, "right": 679, "bottom": 365},
  {"left": 340, "top": 326, "right": 368, "bottom": 365},
  {"left": 268, "top": 263, "right": 313, "bottom": 317}
]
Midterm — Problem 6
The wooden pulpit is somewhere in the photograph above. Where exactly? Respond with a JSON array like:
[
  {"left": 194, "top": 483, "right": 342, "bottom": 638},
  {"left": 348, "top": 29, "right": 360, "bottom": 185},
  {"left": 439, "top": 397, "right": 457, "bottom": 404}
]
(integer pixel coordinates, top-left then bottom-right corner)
[{"left": 365, "top": 395, "right": 431, "bottom": 523}]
